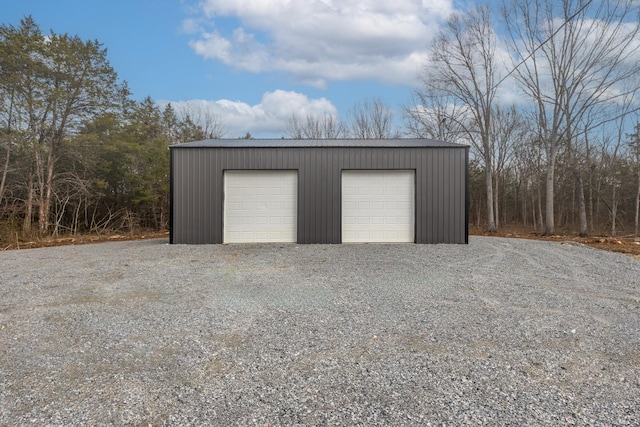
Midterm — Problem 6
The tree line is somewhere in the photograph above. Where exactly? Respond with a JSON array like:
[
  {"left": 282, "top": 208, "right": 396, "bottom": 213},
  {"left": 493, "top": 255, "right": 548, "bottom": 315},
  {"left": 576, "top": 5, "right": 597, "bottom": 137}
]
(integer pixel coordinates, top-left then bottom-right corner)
[
  {"left": 0, "top": 17, "right": 224, "bottom": 243},
  {"left": 2, "top": 0, "right": 640, "bottom": 246}
]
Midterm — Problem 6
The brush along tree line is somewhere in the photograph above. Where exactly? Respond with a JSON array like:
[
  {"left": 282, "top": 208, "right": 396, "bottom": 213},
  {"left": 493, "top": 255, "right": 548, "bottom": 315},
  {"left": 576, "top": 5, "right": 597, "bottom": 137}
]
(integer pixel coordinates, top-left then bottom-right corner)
[{"left": 2, "top": 0, "right": 640, "bottom": 245}]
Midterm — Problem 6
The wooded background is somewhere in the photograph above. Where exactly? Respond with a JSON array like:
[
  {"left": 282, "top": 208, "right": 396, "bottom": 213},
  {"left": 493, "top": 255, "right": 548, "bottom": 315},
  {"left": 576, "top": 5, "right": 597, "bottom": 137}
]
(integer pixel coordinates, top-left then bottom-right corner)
[{"left": 2, "top": 0, "right": 640, "bottom": 246}]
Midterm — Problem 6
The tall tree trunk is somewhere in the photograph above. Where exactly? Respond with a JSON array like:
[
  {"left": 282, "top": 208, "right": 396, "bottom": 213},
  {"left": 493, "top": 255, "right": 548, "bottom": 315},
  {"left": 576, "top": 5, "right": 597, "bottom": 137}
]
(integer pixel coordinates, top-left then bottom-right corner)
[
  {"left": 537, "top": 179, "right": 543, "bottom": 234},
  {"left": 0, "top": 136, "right": 9, "bottom": 204},
  {"left": 486, "top": 168, "right": 496, "bottom": 232},
  {"left": 588, "top": 169, "right": 594, "bottom": 232},
  {"left": 522, "top": 181, "right": 528, "bottom": 227},
  {"left": 34, "top": 147, "right": 46, "bottom": 236},
  {"left": 23, "top": 170, "right": 34, "bottom": 234},
  {"left": 576, "top": 170, "right": 587, "bottom": 237},
  {"left": 635, "top": 169, "right": 639, "bottom": 237},
  {"left": 544, "top": 159, "right": 555, "bottom": 235},
  {"left": 596, "top": 178, "right": 602, "bottom": 229},
  {"left": 494, "top": 174, "right": 500, "bottom": 229},
  {"left": 39, "top": 147, "right": 55, "bottom": 235},
  {"left": 0, "top": 90, "right": 14, "bottom": 204},
  {"left": 532, "top": 192, "right": 537, "bottom": 231},
  {"left": 611, "top": 183, "right": 618, "bottom": 237}
]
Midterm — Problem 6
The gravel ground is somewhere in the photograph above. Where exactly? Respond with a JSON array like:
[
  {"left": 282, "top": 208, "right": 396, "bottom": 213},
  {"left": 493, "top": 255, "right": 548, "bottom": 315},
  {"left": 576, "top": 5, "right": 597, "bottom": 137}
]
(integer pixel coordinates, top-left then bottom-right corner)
[{"left": 0, "top": 236, "right": 639, "bottom": 426}]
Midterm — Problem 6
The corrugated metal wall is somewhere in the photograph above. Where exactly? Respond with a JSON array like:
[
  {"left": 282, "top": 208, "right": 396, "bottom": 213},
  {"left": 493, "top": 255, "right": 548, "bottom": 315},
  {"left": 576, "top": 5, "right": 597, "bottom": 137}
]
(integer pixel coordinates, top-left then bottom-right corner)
[{"left": 170, "top": 146, "right": 468, "bottom": 244}]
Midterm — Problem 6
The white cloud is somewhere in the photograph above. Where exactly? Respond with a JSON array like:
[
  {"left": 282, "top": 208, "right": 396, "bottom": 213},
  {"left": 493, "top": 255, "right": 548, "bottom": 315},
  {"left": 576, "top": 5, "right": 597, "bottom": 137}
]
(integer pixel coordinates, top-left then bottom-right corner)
[
  {"left": 180, "top": 18, "right": 202, "bottom": 34},
  {"left": 161, "top": 90, "right": 338, "bottom": 138},
  {"left": 185, "top": 0, "right": 455, "bottom": 87}
]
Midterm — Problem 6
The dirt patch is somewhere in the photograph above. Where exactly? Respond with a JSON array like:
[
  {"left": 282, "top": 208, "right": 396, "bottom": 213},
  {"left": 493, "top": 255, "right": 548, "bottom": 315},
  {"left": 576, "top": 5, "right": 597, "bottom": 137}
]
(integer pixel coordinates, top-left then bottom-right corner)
[
  {"left": 2, "top": 226, "right": 640, "bottom": 260},
  {"left": 470, "top": 225, "right": 640, "bottom": 259},
  {"left": 1, "top": 231, "right": 170, "bottom": 251}
]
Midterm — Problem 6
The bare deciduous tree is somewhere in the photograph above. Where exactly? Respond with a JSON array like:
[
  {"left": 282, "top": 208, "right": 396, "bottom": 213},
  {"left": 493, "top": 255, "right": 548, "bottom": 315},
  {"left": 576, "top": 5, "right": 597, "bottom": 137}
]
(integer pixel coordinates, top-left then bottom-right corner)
[
  {"left": 347, "top": 98, "right": 396, "bottom": 139},
  {"left": 285, "top": 113, "right": 345, "bottom": 139},
  {"left": 491, "top": 106, "right": 526, "bottom": 229},
  {"left": 172, "top": 103, "right": 227, "bottom": 141},
  {"left": 403, "top": 91, "right": 466, "bottom": 143},
  {"left": 503, "top": 0, "right": 640, "bottom": 235},
  {"left": 411, "top": 5, "right": 500, "bottom": 232}
]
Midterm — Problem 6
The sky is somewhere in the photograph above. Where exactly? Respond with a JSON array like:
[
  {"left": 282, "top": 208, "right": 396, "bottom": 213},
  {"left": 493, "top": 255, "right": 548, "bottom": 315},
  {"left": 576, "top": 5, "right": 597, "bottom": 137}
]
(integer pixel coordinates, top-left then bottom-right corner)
[{"left": 2, "top": 0, "right": 473, "bottom": 138}]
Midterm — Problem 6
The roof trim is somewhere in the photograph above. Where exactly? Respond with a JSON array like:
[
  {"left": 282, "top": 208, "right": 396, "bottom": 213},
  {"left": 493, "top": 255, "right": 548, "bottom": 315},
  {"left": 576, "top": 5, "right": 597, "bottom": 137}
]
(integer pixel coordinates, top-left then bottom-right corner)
[{"left": 170, "top": 138, "right": 468, "bottom": 149}]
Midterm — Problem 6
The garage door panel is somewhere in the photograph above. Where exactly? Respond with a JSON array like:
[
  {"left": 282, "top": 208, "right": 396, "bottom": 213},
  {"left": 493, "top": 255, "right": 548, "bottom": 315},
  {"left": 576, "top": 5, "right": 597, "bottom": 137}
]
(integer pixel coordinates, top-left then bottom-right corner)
[
  {"left": 342, "top": 170, "right": 414, "bottom": 243},
  {"left": 224, "top": 170, "right": 297, "bottom": 243}
]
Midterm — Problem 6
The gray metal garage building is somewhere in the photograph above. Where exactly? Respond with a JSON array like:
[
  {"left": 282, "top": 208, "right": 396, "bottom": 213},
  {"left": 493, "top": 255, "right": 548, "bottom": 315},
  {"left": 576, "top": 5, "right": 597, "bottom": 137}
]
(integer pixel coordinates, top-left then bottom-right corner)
[{"left": 170, "top": 139, "right": 468, "bottom": 244}]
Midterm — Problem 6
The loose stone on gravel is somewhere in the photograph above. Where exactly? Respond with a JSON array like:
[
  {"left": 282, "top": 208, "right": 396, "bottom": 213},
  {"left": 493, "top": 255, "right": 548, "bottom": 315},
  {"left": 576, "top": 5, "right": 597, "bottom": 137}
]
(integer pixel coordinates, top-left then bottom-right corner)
[{"left": 0, "top": 237, "right": 639, "bottom": 425}]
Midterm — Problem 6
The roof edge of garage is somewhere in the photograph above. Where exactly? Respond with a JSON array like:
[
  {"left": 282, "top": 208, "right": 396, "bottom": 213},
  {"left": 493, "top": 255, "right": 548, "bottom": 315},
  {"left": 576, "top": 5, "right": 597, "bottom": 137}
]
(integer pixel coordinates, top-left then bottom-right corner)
[{"left": 170, "top": 138, "right": 467, "bottom": 149}]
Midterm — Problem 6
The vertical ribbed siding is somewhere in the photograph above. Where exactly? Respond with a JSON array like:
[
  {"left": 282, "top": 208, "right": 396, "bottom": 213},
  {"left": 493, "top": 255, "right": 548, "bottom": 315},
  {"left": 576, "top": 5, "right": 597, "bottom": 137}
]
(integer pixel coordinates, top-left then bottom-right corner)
[{"left": 170, "top": 145, "right": 468, "bottom": 244}]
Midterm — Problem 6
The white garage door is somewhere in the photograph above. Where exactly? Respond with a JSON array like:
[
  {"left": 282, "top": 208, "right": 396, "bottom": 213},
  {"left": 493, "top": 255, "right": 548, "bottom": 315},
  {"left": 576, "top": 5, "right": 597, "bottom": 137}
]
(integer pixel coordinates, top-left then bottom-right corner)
[
  {"left": 224, "top": 170, "right": 297, "bottom": 243},
  {"left": 342, "top": 170, "right": 415, "bottom": 243}
]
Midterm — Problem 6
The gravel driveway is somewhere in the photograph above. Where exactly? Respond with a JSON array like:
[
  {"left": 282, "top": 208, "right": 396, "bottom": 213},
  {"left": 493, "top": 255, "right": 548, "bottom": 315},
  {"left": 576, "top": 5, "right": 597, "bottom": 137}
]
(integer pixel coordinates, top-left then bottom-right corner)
[{"left": 1, "top": 237, "right": 639, "bottom": 425}]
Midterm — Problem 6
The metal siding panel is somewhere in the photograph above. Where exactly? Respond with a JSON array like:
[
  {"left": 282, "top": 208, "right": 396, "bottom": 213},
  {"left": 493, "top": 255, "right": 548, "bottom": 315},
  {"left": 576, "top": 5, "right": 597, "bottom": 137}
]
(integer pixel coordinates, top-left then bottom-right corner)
[
  {"left": 191, "top": 150, "right": 200, "bottom": 243},
  {"left": 184, "top": 151, "right": 192, "bottom": 243},
  {"left": 459, "top": 152, "right": 464, "bottom": 242},
  {"left": 332, "top": 148, "right": 343, "bottom": 243},
  {"left": 438, "top": 149, "right": 445, "bottom": 243},
  {"left": 438, "top": 150, "right": 448, "bottom": 243},
  {"left": 301, "top": 149, "right": 311, "bottom": 243},
  {"left": 312, "top": 149, "right": 319, "bottom": 243},
  {"left": 209, "top": 149, "right": 215, "bottom": 242},
  {"left": 446, "top": 150, "right": 452, "bottom": 242},
  {"left": 308, "top": 149, "right": 317, "bottom": 243},
  {"left": 200, "top": 150, "right": 208, "bottom": 243},
  {"left": 294, "top": 149, "right": 304, "bottom": 243},
  {"left": 457, "top": 150, "right": 465, "bottom": 243},
  {"left": 198, "top": 150, "right": 205, "bottom": 243},
  {"left": 446, "top": 150, "right": 454, "bottom": 242},
  {"left": 309, "top": 148, "right": 316, "bottom": 243},
  {"left": 192, "top": 151, "right": 200, "bottom": 243},
  {"left": 216, "top": 149, "right": 225, "bottom": 243},
  {"left": 422, "top": 152, "right": 433, "bottom": 243},
  {"left": 200, "top": 150, "right": 207, "bottom": 243},
  {"left": 315, "top": 149, "right": 322, "bottom": 242},
  {"left": 423, "top": 148, "right": 430, "bottom": 243},
  {"left": 433, "top": 150, "right": 440, "bottom": 243},
  {"left": 431, "top": 149, "right": 437, "bottom": 243},
  {"left": 304, "top": 149, "right": 312, "bottom": 243},
  {"left": 415, "top": 149, "right": 424, "bottom": 243},
  {"left": 325, "top": 149, "right": 331, "bottom": 242},
  {"left": 454, "top": 150, "right": 462, "bottom": 243},
  {"left": 204, "top": 150, "right": 212, "bottom": 243},
  {"left": 171, "top": 149, "right": 179, "bottom": 242},
  {"left": 171, "top": 149, "right": 180, "bottom": 242},
  {"left": 320, "top": 149, "right": 328, "bottom": 242},
  {"left": 329, "top": 149, "right": 337, "bottom": 243},
  {"left": 181, "top": 151, "right": 190, "bottom": 243},
  {"left": 422, "top": 149, "right": 429, "bottom": 243}
]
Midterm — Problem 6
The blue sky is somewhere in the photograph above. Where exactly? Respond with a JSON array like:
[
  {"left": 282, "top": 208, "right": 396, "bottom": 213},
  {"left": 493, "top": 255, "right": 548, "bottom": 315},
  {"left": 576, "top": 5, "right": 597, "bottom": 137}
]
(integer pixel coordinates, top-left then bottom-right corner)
[{"left": 3, "top": 0, "right": 470, "bottom": 138}]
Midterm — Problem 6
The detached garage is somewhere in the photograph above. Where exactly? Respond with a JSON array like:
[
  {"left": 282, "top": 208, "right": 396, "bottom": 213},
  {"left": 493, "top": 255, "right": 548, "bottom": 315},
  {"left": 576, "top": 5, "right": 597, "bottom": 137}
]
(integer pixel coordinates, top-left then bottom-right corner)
[{"left": 170, "top": 139, "right": 468, "bottom": 244}]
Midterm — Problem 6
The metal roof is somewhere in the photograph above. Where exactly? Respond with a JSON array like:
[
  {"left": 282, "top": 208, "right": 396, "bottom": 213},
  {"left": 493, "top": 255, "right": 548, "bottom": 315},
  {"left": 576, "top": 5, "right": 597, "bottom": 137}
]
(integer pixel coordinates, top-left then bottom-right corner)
[{"left": 170, "top": 138, "right": 468, "bottom": 149}]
